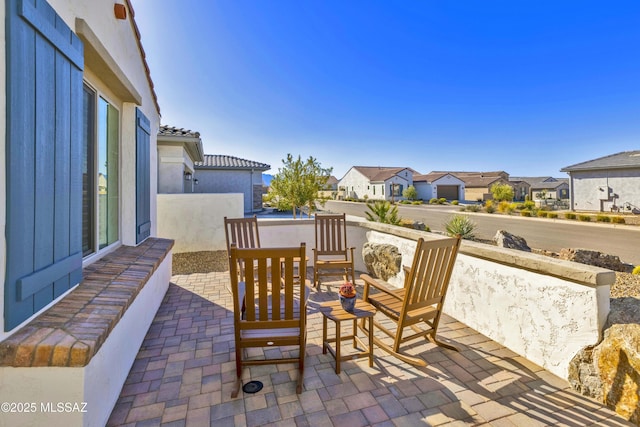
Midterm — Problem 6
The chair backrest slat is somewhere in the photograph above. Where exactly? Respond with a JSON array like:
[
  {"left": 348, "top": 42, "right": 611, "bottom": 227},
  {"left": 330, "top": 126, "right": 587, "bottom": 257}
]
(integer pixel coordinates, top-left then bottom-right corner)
[
  {"left": 404, "top": 237, "right": 461, "bottom": 311},
  {"left": 315, "top": 214, "right": 347, "bottom": 254},
  {"left": 230, "top": 244, "right": 307, "bottom": 325}
]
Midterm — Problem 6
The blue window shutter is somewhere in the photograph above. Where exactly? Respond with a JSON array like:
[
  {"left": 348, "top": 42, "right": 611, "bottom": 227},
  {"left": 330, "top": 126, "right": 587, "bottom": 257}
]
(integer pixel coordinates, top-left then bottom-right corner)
[
  {"left": 4, "top": 0, "right": 83, "bottom": 330},
  {"left": 136, "top": 108, "right": 151, "bottom": 244}
]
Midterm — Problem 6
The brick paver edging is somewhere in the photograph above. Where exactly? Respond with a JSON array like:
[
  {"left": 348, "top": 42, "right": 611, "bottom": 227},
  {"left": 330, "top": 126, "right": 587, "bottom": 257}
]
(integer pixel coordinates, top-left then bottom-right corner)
[{"left": 0, "top": 238, "right": 174, "bottom": 367}]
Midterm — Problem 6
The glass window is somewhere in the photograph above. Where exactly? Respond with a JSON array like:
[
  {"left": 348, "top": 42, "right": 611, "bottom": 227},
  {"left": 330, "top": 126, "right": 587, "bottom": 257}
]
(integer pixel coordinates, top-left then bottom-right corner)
[{"left": 82, "top": 84, "right": 119, "bottom": 256}]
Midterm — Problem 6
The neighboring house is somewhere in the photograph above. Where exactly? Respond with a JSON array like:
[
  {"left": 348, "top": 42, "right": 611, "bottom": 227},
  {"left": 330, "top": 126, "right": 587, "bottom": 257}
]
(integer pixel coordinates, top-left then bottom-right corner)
[
  {"left": 434, "top": 171, "right": 511, "bottom": 201},
  {"left": 338, "top": 166, "right": 416, "bottom": 201},
  {"left": 319, "top": 175, "right": 339, "bottom": 199},
  {"left": 413, "top": 173, "right": 466, "bottom": 201},
  {"left": 195, "top": 155, "right": 270, "bottom": 213},
  {"left": 561, "top": 151, "right": 640, "bottom": 212},
  {"left": 510, "top": 176, "right": 570, "bottom": 203},
  {"left": 157, "top": 125, "right": 205, "bottom": 193}
]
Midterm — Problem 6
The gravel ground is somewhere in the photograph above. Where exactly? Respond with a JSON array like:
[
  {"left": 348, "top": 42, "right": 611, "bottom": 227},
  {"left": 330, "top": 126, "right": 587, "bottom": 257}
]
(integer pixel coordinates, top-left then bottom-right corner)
[
  {"left": 172, "top": 251, "right": 229, "bottom": 275},
  {"left": 171, "top": 250, "right": 640, "bottom": 299}
]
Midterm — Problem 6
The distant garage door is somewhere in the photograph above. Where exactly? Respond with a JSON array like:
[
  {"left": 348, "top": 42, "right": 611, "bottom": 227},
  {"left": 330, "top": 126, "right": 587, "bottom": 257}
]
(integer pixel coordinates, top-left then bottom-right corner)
[{"left": 437, "top": 185, "right": 459, "bottom": 200}]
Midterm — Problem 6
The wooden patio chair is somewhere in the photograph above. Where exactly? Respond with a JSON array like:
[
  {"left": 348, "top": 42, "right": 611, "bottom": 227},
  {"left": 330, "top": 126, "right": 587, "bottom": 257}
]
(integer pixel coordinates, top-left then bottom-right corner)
[
  {"left": 313, "top": 213, "right": 356, "bottom": 289},
  {"left": 229, "top": 243, "right": 308, "bottom": 398},
  {"left": 224, "top": 216, "right": 261, "bottom": 281},
  {"left": 360, "top": 236, "right": 461, "bottom": 367}
]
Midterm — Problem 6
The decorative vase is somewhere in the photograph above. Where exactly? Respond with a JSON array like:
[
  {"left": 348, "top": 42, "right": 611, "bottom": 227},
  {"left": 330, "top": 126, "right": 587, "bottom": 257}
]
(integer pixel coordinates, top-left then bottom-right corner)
[{"left": 339, "top": 295, "right": 356, "bottom": 313}]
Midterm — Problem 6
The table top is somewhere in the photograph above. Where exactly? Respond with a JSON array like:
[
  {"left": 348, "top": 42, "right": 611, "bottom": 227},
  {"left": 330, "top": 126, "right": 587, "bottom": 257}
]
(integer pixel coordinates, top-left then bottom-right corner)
[{"left": 319, "top": 299, "right": 376, "bottom": 321}]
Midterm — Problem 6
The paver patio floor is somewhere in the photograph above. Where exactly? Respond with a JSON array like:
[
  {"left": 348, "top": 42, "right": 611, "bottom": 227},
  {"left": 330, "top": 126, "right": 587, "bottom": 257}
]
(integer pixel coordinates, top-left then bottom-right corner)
[{"left": 107, "top": 269, "right": 633, "bottom": 426}]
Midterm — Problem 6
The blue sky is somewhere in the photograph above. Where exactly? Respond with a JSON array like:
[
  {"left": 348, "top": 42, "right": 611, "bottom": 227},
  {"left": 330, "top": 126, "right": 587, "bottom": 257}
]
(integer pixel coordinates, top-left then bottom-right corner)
[{"left": 133, "top": 1, "right": 640, "bottom": 179}]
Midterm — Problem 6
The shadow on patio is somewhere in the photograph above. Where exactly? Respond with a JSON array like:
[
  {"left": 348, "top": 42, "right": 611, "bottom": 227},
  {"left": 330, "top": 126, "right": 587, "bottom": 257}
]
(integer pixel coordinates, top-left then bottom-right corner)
[{"left": 107, "top": 269, "right": 632, "bottom": 426}]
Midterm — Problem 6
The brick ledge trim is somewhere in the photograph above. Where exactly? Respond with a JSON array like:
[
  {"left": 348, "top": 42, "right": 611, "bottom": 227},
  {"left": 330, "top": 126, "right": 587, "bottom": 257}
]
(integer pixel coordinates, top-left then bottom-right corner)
[{"left": 0, "top": 238, "right": 174, "bottom": 367}]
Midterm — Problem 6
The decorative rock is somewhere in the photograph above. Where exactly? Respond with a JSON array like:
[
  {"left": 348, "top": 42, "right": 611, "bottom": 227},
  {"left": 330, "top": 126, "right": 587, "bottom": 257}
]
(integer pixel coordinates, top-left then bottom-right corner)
[
  {"left": 559, "top": 248, "right": 628, "bottom": 272},
  {"left": 493, "top": 230, "right": 531, "bottom": 252},
  {"left": 593, "top": 324, "right": 640, "bottom": 424},
  {"left": 569, "top": 298, "right": 640, "bottom": 425},
  {"left": 362, "top": 242, "right": 402, "bottom": 281}
]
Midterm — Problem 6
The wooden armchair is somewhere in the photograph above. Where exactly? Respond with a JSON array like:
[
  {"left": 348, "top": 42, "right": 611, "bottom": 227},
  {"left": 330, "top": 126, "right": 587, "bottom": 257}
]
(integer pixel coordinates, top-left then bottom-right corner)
[
  {"left": 313, "top": 213, "right": 356, "bottom": 289},
  {"left": 360, "top": 236, "right": 461, "bottom": 367},
  {"left": 229, "top": 244, "right": 308, "bottom": 398},
  {"left": 224, "top": 216, "right": 261, "bottom": 281}
]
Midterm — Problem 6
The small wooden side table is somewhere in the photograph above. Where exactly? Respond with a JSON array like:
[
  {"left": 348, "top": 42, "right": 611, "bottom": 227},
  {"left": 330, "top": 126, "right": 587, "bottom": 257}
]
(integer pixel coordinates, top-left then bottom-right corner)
[{"left": 320, "top": 300, "right": 376, "bottom": 374}]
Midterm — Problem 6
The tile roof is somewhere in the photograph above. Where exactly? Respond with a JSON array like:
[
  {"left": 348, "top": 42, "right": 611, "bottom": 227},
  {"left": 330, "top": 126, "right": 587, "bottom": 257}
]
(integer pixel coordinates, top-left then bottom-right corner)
[
  {"left": 196, "top": 154, "right": 270, "bottom": 170},
  {"left": 124, "top": 0, "right": 160, "bottom": 115},
  {"left": 561, "top": 150, "right": 640, "bottom": 172},
  {"left": 352, "top": 166, "right": 417, "bottom": 182},
  {"left": 158, "top": 125, "right": 200, "bottom": 139},
  {"left": 413, "top": 172, "right": 461, "bottom": 183},
  {"left": 510, "top": 176, "right": 569, "bottom": 189}
]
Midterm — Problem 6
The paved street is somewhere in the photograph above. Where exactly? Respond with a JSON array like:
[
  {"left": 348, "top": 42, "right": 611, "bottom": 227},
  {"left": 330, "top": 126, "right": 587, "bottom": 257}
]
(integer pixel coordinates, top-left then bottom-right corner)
[{"left": 323, "top": 200, "right": 640, "bottom": 266}]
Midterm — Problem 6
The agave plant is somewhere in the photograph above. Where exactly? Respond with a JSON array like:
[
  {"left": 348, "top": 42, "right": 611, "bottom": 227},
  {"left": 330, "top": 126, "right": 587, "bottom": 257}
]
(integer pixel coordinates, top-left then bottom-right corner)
[
  {"left": 365, "top": 200, "right": 401, "bottom": 225},
  {"left": 444, "top": 214, "right": 476, "bottom": 240}
]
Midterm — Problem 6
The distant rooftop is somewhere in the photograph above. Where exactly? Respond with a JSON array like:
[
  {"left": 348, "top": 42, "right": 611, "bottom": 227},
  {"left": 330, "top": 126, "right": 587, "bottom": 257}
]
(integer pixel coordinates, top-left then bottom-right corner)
[
  {"left": 158, "top": 125, "right": 200, "bottom": 139},
  {"left": 561, "top": 150, "right": 640, "bottom": 172},
  {"left": 196, "top": 154, "right": 270, "bottom": 171}
]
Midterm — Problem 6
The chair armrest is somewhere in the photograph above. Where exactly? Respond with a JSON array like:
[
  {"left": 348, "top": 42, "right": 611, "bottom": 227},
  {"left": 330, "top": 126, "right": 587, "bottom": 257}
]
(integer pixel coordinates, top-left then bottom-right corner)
[{"left": 360, "top": 274, "right": 403, "bottom": 301}]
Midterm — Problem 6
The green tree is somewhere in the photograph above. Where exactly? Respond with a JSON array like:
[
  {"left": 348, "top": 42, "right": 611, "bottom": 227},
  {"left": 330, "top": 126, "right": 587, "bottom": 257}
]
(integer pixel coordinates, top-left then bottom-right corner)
[
  {"left": 365, "top": 200, "right": 401, "bottom": 225},
  {"left": 491, "top": 183, "right": 514, "bottom": 202},
  {"left": 269, "top": 154, "right": 333, "bottom": 218},
  {"left": 402, "top": 185, "right": 418, "bottom": 201}
]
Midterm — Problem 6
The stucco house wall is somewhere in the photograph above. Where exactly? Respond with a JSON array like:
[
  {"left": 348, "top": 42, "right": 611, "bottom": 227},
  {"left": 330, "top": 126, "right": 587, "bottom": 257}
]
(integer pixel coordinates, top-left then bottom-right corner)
[
  {"left": 195, "top": 168, "right": 265, "bottom": 212},
  {"left": 1, "top": 1, "right": 166, "bottom": 425},
  {"left": 568, "top": 170, "right": 640, "bottom": 212},
  {"left": 414, "top": 181, "right": 432, "bottom": 201},
  {"left": 339, "top": 167, "right": 414, "bottom": 201},
  {"left": 562, "top": 151, "right": 640, "bottom": 212},
  {"left": 432, "top": 174, "right": 465, "bottom": 200},
  {"left": 339, "top": 168, "right": 372, "bottom": 200},
  {"left": 158, "top": 144, "right": 193, "bottom": 193}
]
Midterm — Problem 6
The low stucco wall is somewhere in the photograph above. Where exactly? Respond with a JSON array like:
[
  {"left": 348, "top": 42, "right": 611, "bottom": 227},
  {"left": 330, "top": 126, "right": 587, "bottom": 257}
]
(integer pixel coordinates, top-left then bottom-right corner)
[
  {"left": 157, "top": 193, "right": 243, "bottom": 253},
  {"left": 260, "top": 217, "right": 613, "bottom": 380}
]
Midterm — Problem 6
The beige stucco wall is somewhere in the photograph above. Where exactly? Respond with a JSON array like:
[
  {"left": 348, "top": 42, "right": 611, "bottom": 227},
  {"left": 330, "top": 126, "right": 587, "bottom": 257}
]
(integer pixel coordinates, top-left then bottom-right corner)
[
  {"left": 569, "top": 169, "right": 640, "bottom": 212},
  {"left": 157, "top": 194, "right": 243, "bottom": 253},
  {"left": 158, "top": 145, "right": 193, "bottom": 194}
]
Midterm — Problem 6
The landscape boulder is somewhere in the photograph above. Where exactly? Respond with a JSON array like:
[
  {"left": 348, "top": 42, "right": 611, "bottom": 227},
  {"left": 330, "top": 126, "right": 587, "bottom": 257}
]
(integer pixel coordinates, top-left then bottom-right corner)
[
  {"left": 493, "top": 230, "right": 531, "bottom": 252},
  {"left": 559, "top": 248, "right": 629, "bottom": 272},
  {"left": 569, "top": 297, "right": 640, "bottom": 425},
  {"left": 362, "top": 242, "right": 402, "bottom": 281}
]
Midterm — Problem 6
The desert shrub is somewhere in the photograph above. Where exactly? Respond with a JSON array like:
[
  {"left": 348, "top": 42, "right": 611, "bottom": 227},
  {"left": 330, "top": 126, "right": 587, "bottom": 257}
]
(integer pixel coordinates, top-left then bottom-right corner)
[
  {"left": 365, "top": 200, "right": 401, "bottom": 225},
  {"left": 523, "top": 200, "right": 536, "bottom": 210},
  {"left": 537, "top": 210, "right": 548, "bottom": 218},
  {"left": 565, "top": 213, "right": 577, "bottom": 220},
  {"left": 520, "top": 210, "right": 532, "bottom": 217},
  {"left": 412, "top": 200, "right": 423, "bottom": 205},
  {"left": 438, "top": 198, "right": 447, "bottom": 204},
  {"left": 547, "top": 212, "right": 558, "bottom": 219},
  {"left": 465, "top": 204, "right": 481, "bottom": 212},
  {"left": 612, "top": 216, "right": 626, "bottom": 224},
  {"left": 485, "top": 202, "right": 496, "bottom": 213},
  {"left": 578, "top": 214, "right": 591, "bottom": 222},
  {"left": 490, "top": 183, "right": 514, "bottom": 201},
  {"left": 497, "top": 201, "right": 511, "bottom": 213},
  {"left": 632, "top": 265, "right": 640, "bottom": 275},
  {"left": 400, "top": 200, "right": 411, "bottom": 204},
  {"left": 429, "top": 198, "right": 438, "bottom": 204},
  {"left": 596, "top": 214, "right": 611, "bottom": 222},
  {"left": 451, "top": 200, "right": 459, "bottom": 205},
  {"left": 444, "top": 214, "right": 476, "bottom": 240}
]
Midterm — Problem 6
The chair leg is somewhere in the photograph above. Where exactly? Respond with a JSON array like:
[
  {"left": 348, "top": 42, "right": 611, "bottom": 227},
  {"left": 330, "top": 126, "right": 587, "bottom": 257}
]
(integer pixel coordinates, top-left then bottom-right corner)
[
  {"left": 231, "top": 349, "right": 242, "bottom": 398},
  {"left": 427, "top": 334, "right": 459, "bottom": 352}
]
